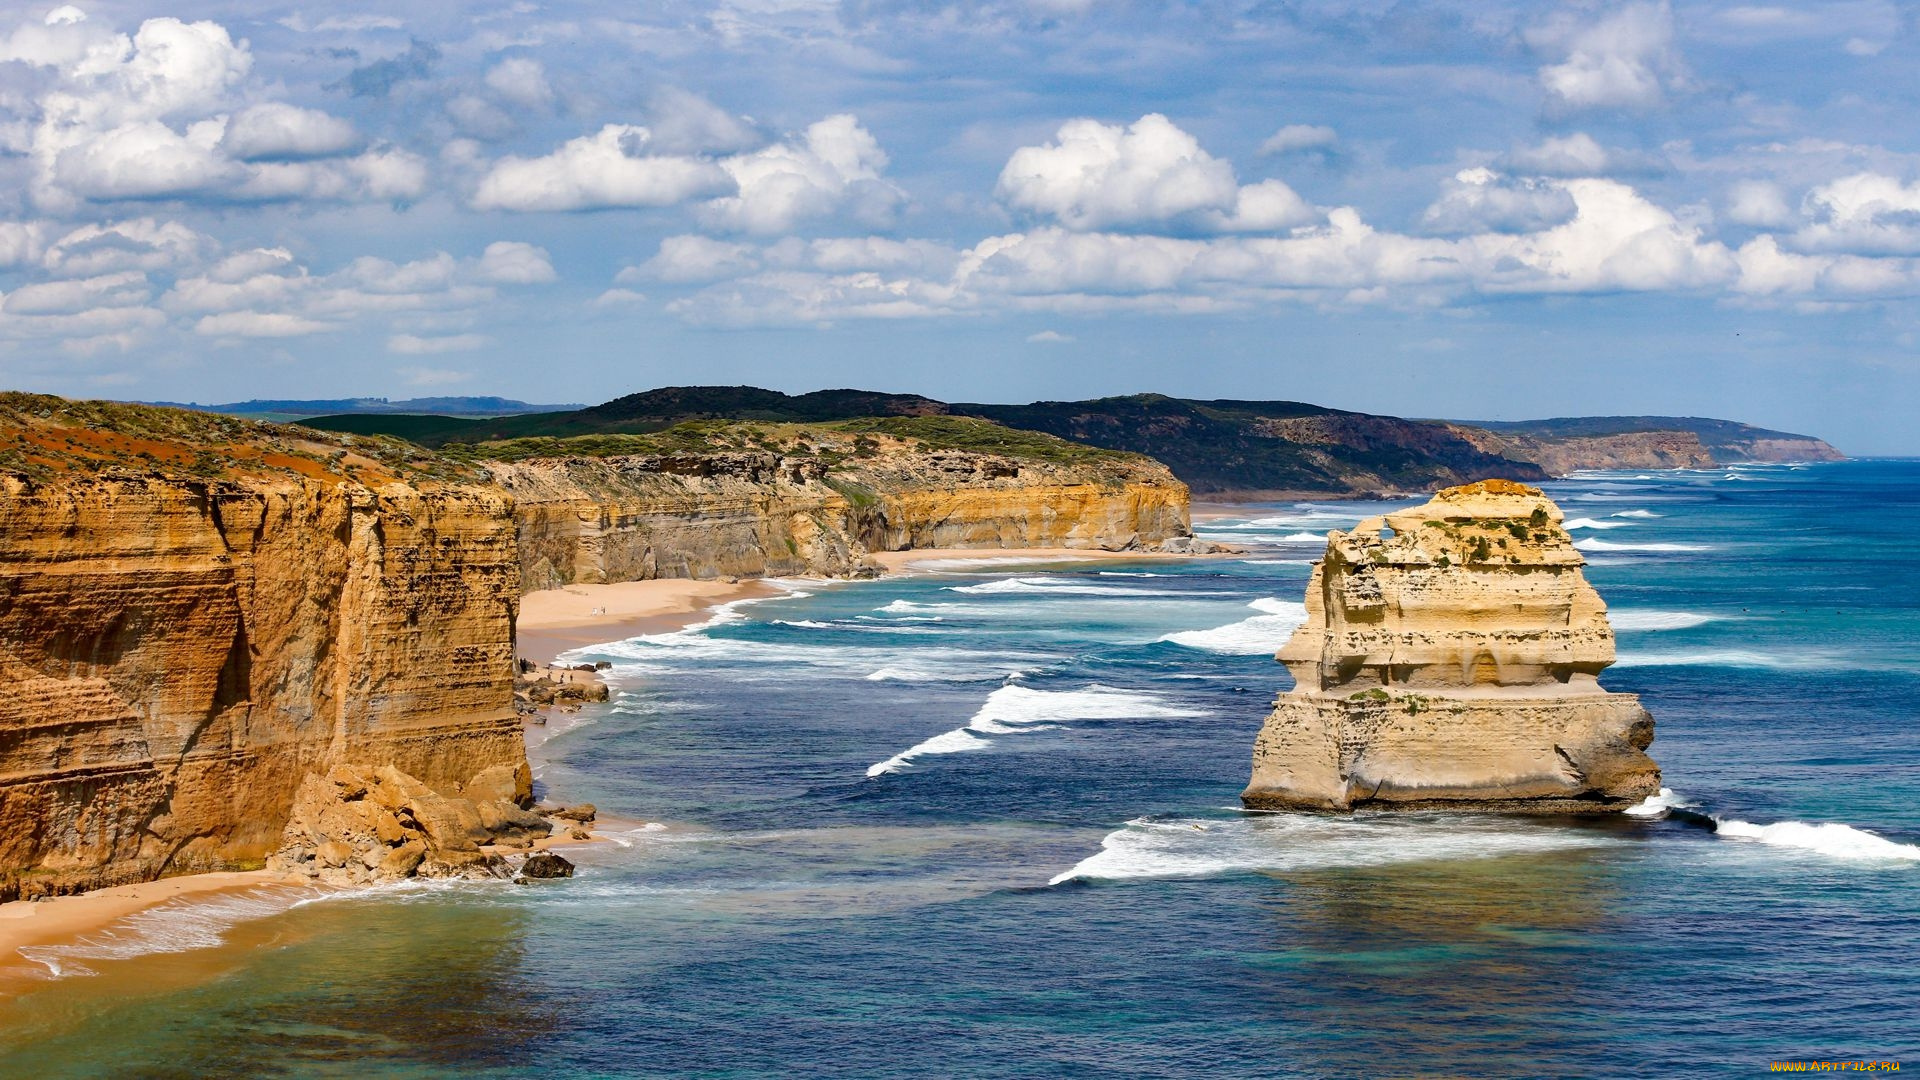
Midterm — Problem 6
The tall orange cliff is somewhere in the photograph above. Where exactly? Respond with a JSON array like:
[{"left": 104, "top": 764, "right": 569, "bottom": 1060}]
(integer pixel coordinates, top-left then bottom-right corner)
[{"left": 0, "top": 396, "right": 524, "bottom": 899}]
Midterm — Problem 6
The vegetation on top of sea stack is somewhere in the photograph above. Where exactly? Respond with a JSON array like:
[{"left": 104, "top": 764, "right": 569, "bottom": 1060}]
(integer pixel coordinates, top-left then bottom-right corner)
[{"left": 0, "top": 392, "right": 477, "bottom": 485}]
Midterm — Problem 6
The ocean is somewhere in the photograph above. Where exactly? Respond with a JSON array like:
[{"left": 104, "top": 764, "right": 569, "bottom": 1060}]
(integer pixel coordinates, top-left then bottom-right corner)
[{"left": 3, "top": 460, "right": 1917, "bottom": 1077}]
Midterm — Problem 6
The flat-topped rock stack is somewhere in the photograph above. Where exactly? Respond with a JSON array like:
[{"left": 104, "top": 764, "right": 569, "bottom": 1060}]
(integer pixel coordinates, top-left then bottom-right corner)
[{"left": 1243, "top": 479, "right": 1660, "bottom": 812}]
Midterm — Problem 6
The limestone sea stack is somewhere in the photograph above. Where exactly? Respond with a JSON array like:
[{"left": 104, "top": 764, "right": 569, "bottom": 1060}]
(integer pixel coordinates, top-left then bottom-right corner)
[{"left": 1242, "top": 480, "right": 1660, "bottom": 812}]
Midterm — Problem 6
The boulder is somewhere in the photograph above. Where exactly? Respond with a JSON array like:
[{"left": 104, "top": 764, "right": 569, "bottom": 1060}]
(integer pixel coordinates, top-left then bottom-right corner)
[{"left": 518, "top": 852, "right": 575, "bottom": 880}]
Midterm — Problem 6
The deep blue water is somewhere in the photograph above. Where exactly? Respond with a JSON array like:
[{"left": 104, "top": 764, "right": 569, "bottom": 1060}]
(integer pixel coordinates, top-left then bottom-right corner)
[{"left": 3, "top": 460, "right": 1917, "bottom": 1078}]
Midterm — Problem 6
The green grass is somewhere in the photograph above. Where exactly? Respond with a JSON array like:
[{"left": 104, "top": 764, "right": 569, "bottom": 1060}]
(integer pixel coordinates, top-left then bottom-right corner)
[{"left": 825, "top": 416, "right": 1136, "bottom": 465}]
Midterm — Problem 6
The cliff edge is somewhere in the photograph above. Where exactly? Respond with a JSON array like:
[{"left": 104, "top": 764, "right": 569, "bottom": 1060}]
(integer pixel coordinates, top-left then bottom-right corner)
[
  {"left": 1242, "top": 480, "right": 1660, "bottom": 812},
  {"left": 0, "top": 394, "right": 528, "bottom": 899},
  {"left": 469, "top": 418, "right": 1192, "bottom": 589}
]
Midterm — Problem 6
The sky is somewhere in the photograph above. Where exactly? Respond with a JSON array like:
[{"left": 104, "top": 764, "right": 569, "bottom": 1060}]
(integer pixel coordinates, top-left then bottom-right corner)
[{"left": 0, "top": 2, "right": 1917, "bottom": 451}]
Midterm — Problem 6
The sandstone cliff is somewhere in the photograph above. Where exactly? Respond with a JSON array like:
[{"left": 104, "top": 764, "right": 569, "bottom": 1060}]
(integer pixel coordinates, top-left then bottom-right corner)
[
  {"left": 0, "top": 394, "right": 527, "bottom": 900},
  {"left": 474, "top": 422, "right": 1192, "bottom": 590},
  {"left": 1243, "top": 480, "right": 1660, "bottom": 812}
]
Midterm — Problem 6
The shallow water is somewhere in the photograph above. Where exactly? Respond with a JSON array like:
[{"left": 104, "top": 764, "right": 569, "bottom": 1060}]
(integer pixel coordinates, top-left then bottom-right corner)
[{"left": 4, "top": 460, "right": 1917, "bottom": 1077}]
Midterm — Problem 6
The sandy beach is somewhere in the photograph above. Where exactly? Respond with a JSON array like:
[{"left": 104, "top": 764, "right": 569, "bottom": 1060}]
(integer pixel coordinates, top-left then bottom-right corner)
[
  {"left": 517, "top": 578, "right": 778, "bottom": 663},
  {"left": 0, "top": 872, "right": 305, "bottom": 984}
]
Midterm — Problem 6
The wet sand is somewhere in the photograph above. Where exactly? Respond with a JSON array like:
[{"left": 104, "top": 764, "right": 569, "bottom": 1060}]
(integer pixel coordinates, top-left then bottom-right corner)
[{"left": 0, "top": 872, "right": 306, "bottom": 988}]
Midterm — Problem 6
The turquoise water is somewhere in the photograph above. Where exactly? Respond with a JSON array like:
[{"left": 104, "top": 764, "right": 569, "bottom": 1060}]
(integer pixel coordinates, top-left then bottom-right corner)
[{"left": 3, "top": 461, "right": 1917, "bottom": 1077}]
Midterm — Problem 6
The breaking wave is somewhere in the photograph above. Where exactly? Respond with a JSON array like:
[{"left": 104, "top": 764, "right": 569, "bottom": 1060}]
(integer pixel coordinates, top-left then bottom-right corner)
[
  {"left": 947, "top": 577, "right": 1185, "bottom": 597},
  {"left": 1562, "top": 518, "right": 1634, "bottom": 530},
  {"left": 1574, "top": 538, "right": 1711, "bottom": 553},
  {"left": 1156, "top": 598, "right": 1308, "bottom": 655},
  {"left": 1607, "top": 609, "right": 1720, "bottom": 631},
  {"left": 1049, "top": 814, "right": 1611, "bottom": 885},
  {"left": 1627, "top": 789, "right": 1920, "bottom": 861},
  {"left": 1713, "top": 819, "right": 1920, "bottom": 860},
  {"left": 867, "top": 685, "right": 1205, "bottom": 777}
]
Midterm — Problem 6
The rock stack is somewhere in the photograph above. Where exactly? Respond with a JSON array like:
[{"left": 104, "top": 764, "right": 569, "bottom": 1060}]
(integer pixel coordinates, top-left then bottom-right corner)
[{"left": 1243, "top": 480, "right": 1660, "bottom": 812}]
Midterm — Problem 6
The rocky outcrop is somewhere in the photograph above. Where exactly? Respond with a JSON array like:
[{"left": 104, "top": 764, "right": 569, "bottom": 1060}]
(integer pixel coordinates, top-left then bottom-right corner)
[
  {"left": 268, "top": 762, "right": 555, "bottom": 885},
  {"left": 0, "top": 394, "right": 526, "bottom": 900},
  {"left": 1243, "top": 480, "right": 1659, "bottom": 813},
  {"left": 485, "top": 435, "right": 1190, "bottom": 589}
]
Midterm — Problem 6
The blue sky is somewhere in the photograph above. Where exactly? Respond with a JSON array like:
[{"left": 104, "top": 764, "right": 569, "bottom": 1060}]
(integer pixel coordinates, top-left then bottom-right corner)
[{"left": 1, "top": 2, "right": 1917, "bottom": 451}]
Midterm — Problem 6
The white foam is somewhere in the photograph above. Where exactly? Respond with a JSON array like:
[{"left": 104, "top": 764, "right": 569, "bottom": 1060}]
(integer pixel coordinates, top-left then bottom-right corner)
[
  {"left": 775, "top": 619, "right": 836, "bottom": 629},
  {"left": 1049, "top": 813, "right": 1611, "bottom": 885},
  {"left": 1277, "top": 532, "right": 1329, "bottom": 543},
  {"left": 1562, "top": 517, "right": 1633, "bottom": 530},
  {"left": 1613, "top": 509, "right": 1661, "bottom": 519},
  {"left": 16, "top": 884, "right": 330, "bottom": 978},
  {"left": 867, "top": 684, "right": 1205, "bottom": 777},
  {"left": 1574, "top": 538, "right": 1710, "bottom": 553},
  {"left": 947, "top": 576, "right": 1184, "bottom": 597},
  {"left": 1715, "top": 819, "right": 1920, "bottom": 861},
  {"left": 1624, "top": 787, "right": 1695, "bottom": 817},
  {"left": 1607, "top": 609, "right": 1719, "bottom": 631},
  {"left": 1157, "top": 598, "right": 1308, "bottom": 655}
]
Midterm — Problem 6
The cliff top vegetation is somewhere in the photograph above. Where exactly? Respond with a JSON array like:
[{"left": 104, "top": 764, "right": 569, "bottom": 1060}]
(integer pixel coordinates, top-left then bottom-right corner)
[
  {"left": 0, "top": 392, "right": 476, "bottom": 486},
  {"left": 441, "top": 415, "right": 1146, "bottom": 471}
]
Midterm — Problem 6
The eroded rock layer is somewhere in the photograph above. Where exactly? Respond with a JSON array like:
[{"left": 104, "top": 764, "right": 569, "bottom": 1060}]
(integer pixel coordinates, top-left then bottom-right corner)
[
  {"left": 487, "top": 438, "right": 1191, "bottom": 589},
  {"left": 0, "top": 396, "right": 525, "bottom": 900},
  {"left": 1243, "top": 480, "right": 1660, "bottom": 812}
]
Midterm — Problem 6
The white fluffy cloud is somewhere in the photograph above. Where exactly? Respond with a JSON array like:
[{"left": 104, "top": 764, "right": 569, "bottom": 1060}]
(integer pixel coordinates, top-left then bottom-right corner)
[
  {"left": 1531, "top": 2, "right": 1686, "bottom": 111},
  {"left": 5, "top": 13, "right": 418, "bottom": 209},
  {"left": 473, "top": 241, "right": 557, "bottom": 283},
  {"left": 996, "top": 114, "right": 1314, "bottom": 232},
  {"left": 657, "top": 171, "right": 1747, "bottom": 327},
  {"left": 1422, "top": 168, "right": 1579, "bottom": 234},
  {"left": 699, "top": 114, "right": 904, "bottom": 233},
  {"left": 471, "top": 124, "right": 734, "bottom": 211},
  {"left": 1793, "top": 173, "right": 1920, "bottom": 255},
  {"left": 222, "top": 103, "right": 361, "bottom": 161}
]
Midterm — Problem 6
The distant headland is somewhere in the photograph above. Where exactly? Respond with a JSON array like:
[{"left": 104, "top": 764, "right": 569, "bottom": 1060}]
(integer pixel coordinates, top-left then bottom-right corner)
[{"left": 272, "top": 385, "right": 1844, "bottom": 500}]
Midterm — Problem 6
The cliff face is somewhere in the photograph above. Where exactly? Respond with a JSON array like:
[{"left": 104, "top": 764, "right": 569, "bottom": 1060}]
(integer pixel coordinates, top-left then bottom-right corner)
[
  {"left": 1243, "top": 480, "right": 1659, "bottom": 813},
  {"left": 0, "top": 396, "right": 525, "bottom": 900},
  {"left": 484, "top": 433, "right": 1191, "bottom": 589},
  {"left": 1448, "top": 426, "right": 1716, "bottom": 475}
]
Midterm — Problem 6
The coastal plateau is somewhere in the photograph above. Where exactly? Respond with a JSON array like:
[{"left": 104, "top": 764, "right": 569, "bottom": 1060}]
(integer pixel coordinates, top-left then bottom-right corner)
[{"left": 1243, "top": 480, "right": 1661, "bottom": 812}]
